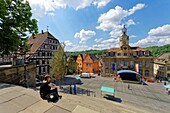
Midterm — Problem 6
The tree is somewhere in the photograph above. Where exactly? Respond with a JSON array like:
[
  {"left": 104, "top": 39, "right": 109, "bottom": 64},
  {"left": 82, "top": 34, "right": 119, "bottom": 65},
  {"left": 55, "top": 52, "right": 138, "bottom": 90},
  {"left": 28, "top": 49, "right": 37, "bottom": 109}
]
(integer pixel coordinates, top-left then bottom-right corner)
[
  {"left": 67, "top": 56, "right": 76, "bottom": 75},
  {"left": 49, "top": 44, "right": 67, "bottom": 81},
  {"left": 0, "top": 0, "right": 38, "bottom": 55}
]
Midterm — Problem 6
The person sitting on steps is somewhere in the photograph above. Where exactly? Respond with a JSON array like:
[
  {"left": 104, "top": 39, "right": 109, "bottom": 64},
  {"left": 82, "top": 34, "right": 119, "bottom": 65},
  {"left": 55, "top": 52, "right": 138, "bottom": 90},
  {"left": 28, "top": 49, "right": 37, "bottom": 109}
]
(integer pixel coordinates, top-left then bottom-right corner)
[{"left": 40, "top": 75, "right": 62, "bottom": 102}]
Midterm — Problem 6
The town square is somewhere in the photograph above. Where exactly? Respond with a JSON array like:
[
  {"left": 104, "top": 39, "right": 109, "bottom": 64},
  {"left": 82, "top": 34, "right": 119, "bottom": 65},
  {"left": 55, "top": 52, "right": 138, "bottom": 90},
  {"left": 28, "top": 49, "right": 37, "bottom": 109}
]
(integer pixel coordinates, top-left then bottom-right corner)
[{"left": 0, "top": 0, "right": 170, "bottom": 113}]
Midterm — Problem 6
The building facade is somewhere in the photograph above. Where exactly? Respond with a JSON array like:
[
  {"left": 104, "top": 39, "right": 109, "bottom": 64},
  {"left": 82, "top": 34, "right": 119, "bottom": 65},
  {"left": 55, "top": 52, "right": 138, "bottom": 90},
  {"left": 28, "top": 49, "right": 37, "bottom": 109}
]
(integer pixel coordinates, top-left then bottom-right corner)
[
  {"left": 154, "top": 53, "right": 170, "bottom": 80},
  {"left": 102, "top": 26, "right": 153, "bottom": 78},
  {"left": 82, "top": 54, "right": 93, "bottom": 73},
  {"left": 76, "top": 54, "right": 83, "bottom": 74},
  {"left": 27, "top": 31, "right": 60, "bottom": 77}
]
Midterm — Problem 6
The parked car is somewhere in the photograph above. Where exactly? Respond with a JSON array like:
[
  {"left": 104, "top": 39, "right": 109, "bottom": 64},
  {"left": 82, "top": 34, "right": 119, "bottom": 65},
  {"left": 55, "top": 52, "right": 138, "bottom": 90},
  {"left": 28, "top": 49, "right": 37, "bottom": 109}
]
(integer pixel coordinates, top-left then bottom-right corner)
[
  {"left": 80, "top": 73, "right": 91, "bottom": 78},
  {"left": 89, "top": 73, "right": 96, "bottom": 78},
  {"left": 36, "top": 78, "right": 42, "bottom": 86}
]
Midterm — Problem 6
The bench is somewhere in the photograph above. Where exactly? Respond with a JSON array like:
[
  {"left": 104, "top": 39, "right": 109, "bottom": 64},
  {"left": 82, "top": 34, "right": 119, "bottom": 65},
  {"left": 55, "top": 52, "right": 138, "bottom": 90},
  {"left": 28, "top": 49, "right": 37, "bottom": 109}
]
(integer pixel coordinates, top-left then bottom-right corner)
[{"left": 100, "top": 86, "right": 115, "bottom": 97}]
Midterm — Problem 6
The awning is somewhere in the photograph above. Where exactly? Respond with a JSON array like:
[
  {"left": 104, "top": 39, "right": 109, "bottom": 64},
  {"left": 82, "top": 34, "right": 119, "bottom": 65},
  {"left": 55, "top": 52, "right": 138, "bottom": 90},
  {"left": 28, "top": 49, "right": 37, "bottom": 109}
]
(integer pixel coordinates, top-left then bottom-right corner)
[
  {"left": 117, "top": 70, "right": 141, "bottom": 76},
  {"left": 164, "top": 84, "right": 170, "bottom": 89}
]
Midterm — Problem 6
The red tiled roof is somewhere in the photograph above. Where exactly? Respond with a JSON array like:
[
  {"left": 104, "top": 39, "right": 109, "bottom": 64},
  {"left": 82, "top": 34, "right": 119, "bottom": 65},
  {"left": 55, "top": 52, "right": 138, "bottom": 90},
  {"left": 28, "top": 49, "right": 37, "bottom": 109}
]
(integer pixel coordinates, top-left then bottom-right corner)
[
  {"left": 131, "top": 47, "right": 147, "bottom": 51},
  {"left": 107, "top": 48, "right": 119, "bottom": 52},
  {"left": 157, "top": 53, "right": 170, "bottom": 60},
  {"left": 27, "top": 32, "right": 58, "bottom": 53}
]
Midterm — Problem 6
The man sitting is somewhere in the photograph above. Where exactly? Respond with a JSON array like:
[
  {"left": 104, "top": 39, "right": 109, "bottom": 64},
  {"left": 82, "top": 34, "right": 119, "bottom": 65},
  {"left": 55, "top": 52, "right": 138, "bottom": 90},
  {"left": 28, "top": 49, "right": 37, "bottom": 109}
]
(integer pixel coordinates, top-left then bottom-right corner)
[{"left": 40, "top": 75, "right": 62, "bottom": 102}]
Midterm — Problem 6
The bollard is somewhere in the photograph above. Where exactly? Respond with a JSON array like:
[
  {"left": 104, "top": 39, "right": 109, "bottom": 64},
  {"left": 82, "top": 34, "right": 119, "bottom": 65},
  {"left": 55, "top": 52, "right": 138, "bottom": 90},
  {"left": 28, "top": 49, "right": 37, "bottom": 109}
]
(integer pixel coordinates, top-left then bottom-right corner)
[
  {"left": 69, "top": 85, "right": 72, "bottom": 94},
  {"left": 128, "top": 84, "right": 130, "bottom": 89},
  {"left": 73, "top": 83, "right": 77, "bottom": 95},
  {"left": 94, "top": 92, "right": 96, "bottom": 97}
]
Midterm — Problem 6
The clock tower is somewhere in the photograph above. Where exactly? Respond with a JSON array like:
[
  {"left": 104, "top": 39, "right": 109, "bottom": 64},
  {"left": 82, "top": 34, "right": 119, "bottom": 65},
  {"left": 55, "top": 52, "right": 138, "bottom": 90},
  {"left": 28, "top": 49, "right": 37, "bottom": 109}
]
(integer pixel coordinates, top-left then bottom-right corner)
[{"left": 120, "top": 25, "right": 129, "bottom": 47}]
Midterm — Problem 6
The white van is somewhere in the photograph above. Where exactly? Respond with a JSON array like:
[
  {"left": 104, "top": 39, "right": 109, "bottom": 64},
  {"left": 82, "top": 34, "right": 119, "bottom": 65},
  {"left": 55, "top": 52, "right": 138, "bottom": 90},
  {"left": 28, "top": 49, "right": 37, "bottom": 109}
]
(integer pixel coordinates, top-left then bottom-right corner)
[{"left": 80, "top": 73, "right": 91, "bottom": 78}]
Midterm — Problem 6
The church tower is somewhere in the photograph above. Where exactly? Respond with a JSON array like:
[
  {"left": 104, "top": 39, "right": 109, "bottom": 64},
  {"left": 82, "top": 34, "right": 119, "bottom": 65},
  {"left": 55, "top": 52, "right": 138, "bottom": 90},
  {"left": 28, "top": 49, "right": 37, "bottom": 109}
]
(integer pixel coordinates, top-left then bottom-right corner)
[{"left": 120, "top": 25, "right": 129, "bottom": 47}]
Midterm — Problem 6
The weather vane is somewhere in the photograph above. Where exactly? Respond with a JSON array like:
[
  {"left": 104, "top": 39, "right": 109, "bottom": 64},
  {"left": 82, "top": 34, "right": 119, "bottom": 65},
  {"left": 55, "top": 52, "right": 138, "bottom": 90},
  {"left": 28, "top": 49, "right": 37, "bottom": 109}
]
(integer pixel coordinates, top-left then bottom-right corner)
[{"left": 47, "top": 26, "right": 49, "bottom": 32}]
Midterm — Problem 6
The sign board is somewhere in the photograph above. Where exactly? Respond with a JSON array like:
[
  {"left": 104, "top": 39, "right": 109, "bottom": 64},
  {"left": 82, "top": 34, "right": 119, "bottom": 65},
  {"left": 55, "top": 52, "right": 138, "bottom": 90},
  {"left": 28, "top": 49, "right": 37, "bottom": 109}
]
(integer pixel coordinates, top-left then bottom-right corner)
[
  {"left": 112, "top": 63, "right": 116, "bottom": 71},
  {"left": 135, "top": 64, "right": 139, "bottom": 72}
]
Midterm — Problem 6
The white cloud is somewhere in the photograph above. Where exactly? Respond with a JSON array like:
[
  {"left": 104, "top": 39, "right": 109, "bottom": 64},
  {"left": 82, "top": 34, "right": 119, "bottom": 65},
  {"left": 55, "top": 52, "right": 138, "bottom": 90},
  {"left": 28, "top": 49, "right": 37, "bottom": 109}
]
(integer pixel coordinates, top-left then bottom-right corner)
[
  {"left": 130, "top": 35, "right": 137, "bottom": 38},
  {"left": 74, "top": 29, "right": 96, "bottom": 44},
  {"left": 65, "top": 44, "right": 91, "bottom": 52},
  {"left": 93, "top": 0, "right": 111, "bottom": 8},
  {"left": 131, "top": 24, "right": 170, "bottom": 47},
  {"left": 128, "top": 3, "right": 145, "bottom": 15},
  {"left": 94, "top": 38, "right": 103, "bottom": 43},
  {"left": 64, "top": 40, "right": 72, "bottom": 47},
  {"left": 96, "top": 3, "right": 145, "bottom": 37},
  {"left": 148, "top": 24, "right": 170, "bottom": 36},
  {"left": 28, "top": 0, "right": 111, "bottom": 18}
]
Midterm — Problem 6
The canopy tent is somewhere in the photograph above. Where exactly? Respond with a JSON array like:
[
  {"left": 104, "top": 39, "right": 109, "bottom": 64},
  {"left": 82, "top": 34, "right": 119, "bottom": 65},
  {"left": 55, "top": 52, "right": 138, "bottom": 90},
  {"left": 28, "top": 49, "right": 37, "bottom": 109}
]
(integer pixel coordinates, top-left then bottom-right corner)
[
  {"left": 164, "top": 84, "right": 170, "bottom": 89},
  {"left": 117, "top": 70, "right": 142, "bottom": 81}
]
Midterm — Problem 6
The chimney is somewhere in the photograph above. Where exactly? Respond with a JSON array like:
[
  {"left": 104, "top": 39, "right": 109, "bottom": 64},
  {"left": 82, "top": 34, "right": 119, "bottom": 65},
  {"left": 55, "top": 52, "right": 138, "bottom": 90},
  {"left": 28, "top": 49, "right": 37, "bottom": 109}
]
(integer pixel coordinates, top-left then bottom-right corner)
[{"left": 42, "top": 30, "right": 44, "bottom": 34}]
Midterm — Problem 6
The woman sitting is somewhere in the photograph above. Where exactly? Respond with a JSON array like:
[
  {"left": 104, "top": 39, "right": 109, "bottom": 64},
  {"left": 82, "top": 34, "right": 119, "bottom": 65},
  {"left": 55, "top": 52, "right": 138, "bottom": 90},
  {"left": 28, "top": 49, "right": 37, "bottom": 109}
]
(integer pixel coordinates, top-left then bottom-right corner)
[{"left": 40, "top": 75, "right": 62, "bottom": 102}]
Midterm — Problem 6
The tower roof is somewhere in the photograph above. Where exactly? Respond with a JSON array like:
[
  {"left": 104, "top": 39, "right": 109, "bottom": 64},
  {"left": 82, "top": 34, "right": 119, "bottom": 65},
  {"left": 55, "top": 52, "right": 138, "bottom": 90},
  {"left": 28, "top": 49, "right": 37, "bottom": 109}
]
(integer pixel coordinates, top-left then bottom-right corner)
[{"left": 122, "top": 25, "right": 127, "bottom": 33}]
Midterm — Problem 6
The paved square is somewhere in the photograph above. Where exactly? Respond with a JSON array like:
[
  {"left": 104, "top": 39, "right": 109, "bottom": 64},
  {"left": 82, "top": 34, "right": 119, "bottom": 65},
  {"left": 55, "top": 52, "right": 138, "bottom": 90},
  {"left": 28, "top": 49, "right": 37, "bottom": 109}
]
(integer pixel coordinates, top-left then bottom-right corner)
[{"left": 76, "top": 76, "right": 170, "bottom": 113}]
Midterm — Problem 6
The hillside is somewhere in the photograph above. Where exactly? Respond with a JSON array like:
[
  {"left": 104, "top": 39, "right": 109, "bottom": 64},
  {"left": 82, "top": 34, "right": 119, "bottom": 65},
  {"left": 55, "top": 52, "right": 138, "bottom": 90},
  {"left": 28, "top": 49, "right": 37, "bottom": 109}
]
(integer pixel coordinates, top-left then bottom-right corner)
[
  {"left": 146, "top": 44, "right": 170, "bottom": 57},
  {"left": 66, "top": 49, "right": 107, "bottom": 57},
  {"left": 66, "top": 44, "right": 170, "bottom": 57}
]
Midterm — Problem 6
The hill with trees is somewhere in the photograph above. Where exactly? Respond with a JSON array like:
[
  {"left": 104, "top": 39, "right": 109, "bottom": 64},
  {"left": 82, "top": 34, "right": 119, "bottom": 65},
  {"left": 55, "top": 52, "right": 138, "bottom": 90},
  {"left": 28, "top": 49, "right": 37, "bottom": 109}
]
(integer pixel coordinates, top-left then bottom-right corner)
[
  {"left": 66, "top": 44, "right": 170, "bottom": 57},
  {"left": 66, "top": 49, "right": 107, "bottom": 57},
  {"left": 146, "top": 44, "right": 170, "bottom": 57}
]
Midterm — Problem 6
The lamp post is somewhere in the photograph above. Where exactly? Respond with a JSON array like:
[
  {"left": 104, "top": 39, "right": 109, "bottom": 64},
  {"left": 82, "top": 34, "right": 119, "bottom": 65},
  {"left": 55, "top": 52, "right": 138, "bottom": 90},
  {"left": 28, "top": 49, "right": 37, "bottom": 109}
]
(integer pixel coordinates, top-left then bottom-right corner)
[{"left": 21, "top": 37, "right": 29, "bottom": 88}]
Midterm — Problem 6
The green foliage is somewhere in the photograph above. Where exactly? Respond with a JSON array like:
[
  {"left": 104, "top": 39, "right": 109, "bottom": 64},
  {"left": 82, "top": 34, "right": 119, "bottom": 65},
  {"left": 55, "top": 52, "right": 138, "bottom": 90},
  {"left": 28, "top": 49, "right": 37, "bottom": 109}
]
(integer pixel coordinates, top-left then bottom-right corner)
[
  {"left": 67, "top": 57, "right": 76, "bottom": 75},
  {"left": 49, "top": 45, "right": 66, "bottom": 81},
  {"left": 146, "top": 44, "right": 170, "bottom": 57},
  {"left": 0, "top": 0, "right": 38, "bottom": 55},
  {"left": 66, "top": 49, "right": 107, "bottom": 57}
]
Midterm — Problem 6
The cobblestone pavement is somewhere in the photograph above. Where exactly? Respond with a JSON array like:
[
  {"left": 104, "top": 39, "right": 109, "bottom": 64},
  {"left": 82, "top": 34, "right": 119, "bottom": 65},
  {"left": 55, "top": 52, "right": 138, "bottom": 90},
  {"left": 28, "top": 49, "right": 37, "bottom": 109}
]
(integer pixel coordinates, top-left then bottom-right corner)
[
  {"left": 75, "top": 76, "right": 170, "bottom": 113},
  {"left": 1, "top": 76, "right": 170, "bottom": 113}
]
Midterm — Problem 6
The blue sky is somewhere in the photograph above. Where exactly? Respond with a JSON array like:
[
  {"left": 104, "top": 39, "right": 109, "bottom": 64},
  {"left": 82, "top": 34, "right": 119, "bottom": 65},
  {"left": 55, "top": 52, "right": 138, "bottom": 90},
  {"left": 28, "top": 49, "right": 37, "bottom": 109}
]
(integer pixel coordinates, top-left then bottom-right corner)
[{"left": 28, "top": 0, "right": 170, "bottom": 51}]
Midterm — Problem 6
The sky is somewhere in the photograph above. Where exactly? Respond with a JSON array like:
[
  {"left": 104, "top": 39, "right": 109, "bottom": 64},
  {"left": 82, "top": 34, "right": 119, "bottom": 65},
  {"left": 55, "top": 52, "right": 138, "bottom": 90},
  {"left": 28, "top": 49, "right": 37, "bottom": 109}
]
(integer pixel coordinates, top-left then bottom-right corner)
[{"left": 27, "top": 0, "right": 170, "bottom": 51}]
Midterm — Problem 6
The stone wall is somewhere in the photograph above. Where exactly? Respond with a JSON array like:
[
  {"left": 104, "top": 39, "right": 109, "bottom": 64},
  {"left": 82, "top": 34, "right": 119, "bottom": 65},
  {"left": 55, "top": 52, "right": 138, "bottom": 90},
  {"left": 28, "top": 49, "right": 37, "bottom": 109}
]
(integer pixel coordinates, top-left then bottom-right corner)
[{"left": 0, "top": 63, "right": 36, "bottom": 87}]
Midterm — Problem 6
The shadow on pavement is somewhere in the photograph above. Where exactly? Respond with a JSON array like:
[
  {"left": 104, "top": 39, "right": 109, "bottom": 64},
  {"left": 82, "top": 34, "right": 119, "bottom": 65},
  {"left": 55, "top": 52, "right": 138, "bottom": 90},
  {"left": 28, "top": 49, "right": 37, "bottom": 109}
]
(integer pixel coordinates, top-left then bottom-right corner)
[
  {"left": 104, "top": 95, "right": 122, "bottom": 103},
  {"left": 60, "top": 86, "right": 96, "bottom": 97},
  {"left": 55, "top": 77, "right": 83, "bottom": 86}
]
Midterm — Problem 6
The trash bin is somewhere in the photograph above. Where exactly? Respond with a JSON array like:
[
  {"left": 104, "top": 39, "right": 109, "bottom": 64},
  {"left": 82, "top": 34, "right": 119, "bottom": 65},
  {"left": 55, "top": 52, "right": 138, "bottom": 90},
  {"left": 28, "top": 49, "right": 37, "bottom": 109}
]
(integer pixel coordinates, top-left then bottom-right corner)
[
  {"left": 164, "top": 82, "right": 166, "bottom": 86},
  {"left": 160, "top": 79, "right": 162, "bottom": 83}
]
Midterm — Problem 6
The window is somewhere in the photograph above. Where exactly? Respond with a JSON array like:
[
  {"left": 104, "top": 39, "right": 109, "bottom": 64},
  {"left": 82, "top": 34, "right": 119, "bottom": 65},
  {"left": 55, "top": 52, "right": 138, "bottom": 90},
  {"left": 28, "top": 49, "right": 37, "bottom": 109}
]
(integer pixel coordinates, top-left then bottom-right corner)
[
  {"left": 130, "top": 61, "right": 134, "bottom": 68},
  {"left": 167, "top": 74, "right": 170, "bottom": 77},
  {"left": 106, "top": 61, "right": 109, "bottom": 66},
  {"left": 138, "top": 51, "right": 143, "bottom": 56},
  {"left": 36, "top": 60, "right": 39, "bottom": 65},
  {"left": 118, "top": 53, "right": 121, "bottom": 56},
  {"left": 39, "top": 67, "right": 41, "bottom": 75},
  {"left": 145, "top": 61, "right": 149, "bottom": 68},
  {"left": 124, "top": 61, "right": 128, "bottom": 66},
  {"left": 86, "top": 63, "right": 88, "bottom": 66},
  {"left": 139, "top": 61, "right": 142, "bottom": 68},
  {"left": 43, "top": 67, "right": 45, "bottom": 72},
  {"left": 130, "top": 53, "right": 133, "bottom": 56},
  {"left": 42, "top": 52, "right": 45, "bottom": 56},
  {"left": 110, "top": 52, "right": 113, "bottom": 57},
  {"left": 167, "top": 66, "right": 170, "bottom": 70},
  {"left": 106, "top": 53, "right": 109, "bottom": 57},
  {"left": 42, "top": 60, "right": 45, "bottom": 64},
  {"left": 86, "top": 68, "right": 88, "bottom": 70},
  {"left": 139, "top": 69, "right": 143, "bottom": 75},
  {"left": 124, "top": 53, "right": 127, "bottom": 56},
  {"left": 145, "top": 70, "right": 149, "bottom": 76},
  {"left": 106, "top": 69, "right": 109, "bottom": 73},
  {"left": 118, "top": 61, "right": 121, "bottom": 68}
]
